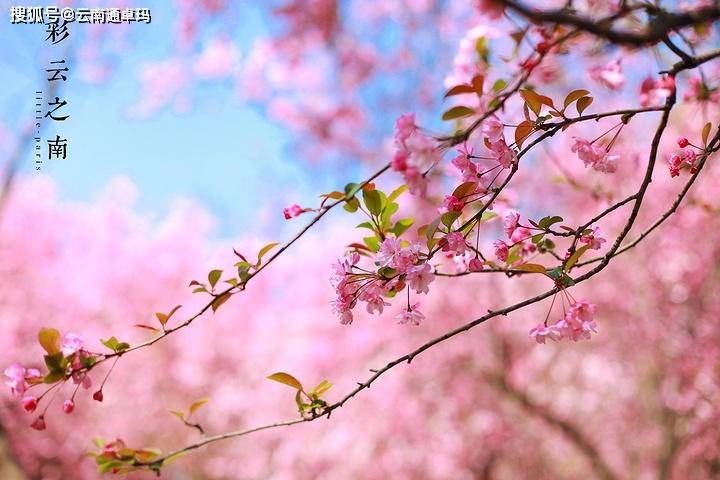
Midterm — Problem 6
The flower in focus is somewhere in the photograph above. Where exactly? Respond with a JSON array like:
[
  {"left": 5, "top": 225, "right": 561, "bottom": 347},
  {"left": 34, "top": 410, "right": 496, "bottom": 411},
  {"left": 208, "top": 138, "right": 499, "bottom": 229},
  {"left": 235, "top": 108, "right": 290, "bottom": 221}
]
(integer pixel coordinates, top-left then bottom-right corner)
[
  {"left": 493, "top": 240, "right": 509, "bottom": 262},
  {"left": 406, "top": 262, "right": 435, "bottom": 294},
  {"left": 580, "top": 226, "right": 606, "bottom": 250},
  {"left": 443, "top": 231, "right": 468, "bottom": 255},
  {"left": 529, "top": 323, "right": 561, "bottom": 344},
  {"left": 395, "top": 303, "right": 425, "bottom": 326},
  {"left": 63, "top": 399, "right": 75, "bottom": 414},
  {"left": 283, "top": 203, "right": 305, "bottom": 220},
  {"left": 571, "top": 137, "right": 618, "bottom": 173},
  {"left": 503, "top": 211, "right": 520, "bottom": 239}
]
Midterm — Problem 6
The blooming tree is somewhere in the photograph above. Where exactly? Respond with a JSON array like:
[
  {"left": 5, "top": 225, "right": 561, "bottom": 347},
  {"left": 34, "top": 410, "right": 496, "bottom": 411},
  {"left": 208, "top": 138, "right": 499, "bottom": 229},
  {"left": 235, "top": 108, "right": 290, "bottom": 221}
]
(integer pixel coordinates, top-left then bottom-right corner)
[{"left": 2, "top": 0, "right": 720, "bottom": 478}]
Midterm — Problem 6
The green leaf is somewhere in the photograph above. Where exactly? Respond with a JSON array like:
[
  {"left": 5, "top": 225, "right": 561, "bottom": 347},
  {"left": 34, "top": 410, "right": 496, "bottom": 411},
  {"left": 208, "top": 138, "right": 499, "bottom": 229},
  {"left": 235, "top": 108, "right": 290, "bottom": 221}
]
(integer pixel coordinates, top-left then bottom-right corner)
[
  {"left": 387, "top": 185, "right": 408, "bottom": 203},
  {"left": 492, "top": 79, "right": 507, "bottom": 93},
  {"left": 363, "top": 236, "right": 380, "bottom": 252},
  {"left": 208, "top": 270, "right": 222, "bottom": 288},
  {"left": 442, "top": 106, "right": 476, "bottom": 121},
  {"left": 155, "top": 305, "right": 182, "bottom": 327},
  {"left": 189, "top": 398, "right": 209, "bottom": 416},
  {"left": 101, "top": 336, "right": 130, "bottom": 353},
  {"left": 426, "top": 216, "right": 443, "bottom": 241},
  {"left": 343, "top": 197, "right": 360, "bottom": 213},
  {"left": 267, "top": 372, "right": 304, "bottom": 392},
  {"left": 38, "top": 328, "right": 61, "bottom": 355},
  {"left": 538, "top": 215, "right": 563, "bottom": 230},
  {"left": 362, "top": 189, "right": 383, "bottom": 216},
  {"left": 211, "top": 292, "right": 232, "bottom": 313},
  {"left": 257, "top": 242, "right": 280, "bottom": 266},
  {"left": 43, "top": 371, "right": 65, "bottom": 384},
  {"left": 565, "top": 244, "right": 591, "bottom": 270},
  {"left": 515, "top": 263, "right": 546, "bottom": 274},
  {"left": 702, "top": 121, "right": 711, "bottom": 146},
  {"left": 381, "top": 202, "right": 399, "bottom": 225},
  {"left": 392, "top": 218, "right": 415, "bottom": 237},
  {"left": 576, "top": 96, "right": 593, "bottom": 115},
  {"left": 441, "top": 211, "right": 461, "bottom": 227},
  {"left": 356, "top": 221, "right": 376, "bottom": 231},
  {"left": 310, "top": 380, "right": 332, "bottom": 398},
  {"left": 563, "top": 89, "right": 590, "bottom": 108},
  {"left": 343, "top": 182, "right": 361, "bottom": 199},
  {"left": 531, "top": 233, "right": 545, "bottom": 244}
]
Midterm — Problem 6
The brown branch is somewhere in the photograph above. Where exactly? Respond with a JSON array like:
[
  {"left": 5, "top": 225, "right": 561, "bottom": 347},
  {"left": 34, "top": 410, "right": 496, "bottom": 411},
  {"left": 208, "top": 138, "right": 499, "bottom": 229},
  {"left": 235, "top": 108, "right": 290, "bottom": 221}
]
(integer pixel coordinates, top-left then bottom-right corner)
[{"left": 498, "top": 1, "right": 720, "bottom": 46}]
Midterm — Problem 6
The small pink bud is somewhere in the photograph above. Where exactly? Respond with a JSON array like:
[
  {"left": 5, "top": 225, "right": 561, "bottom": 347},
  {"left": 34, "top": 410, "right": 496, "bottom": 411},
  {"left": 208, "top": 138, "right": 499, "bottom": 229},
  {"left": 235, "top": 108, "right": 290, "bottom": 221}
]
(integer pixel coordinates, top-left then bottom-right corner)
[
  {"left": 30, "top": 416, "right": 46, "bottom": 431},
  {"left": 677, "top": 137, "right": 689, "bottom": 148},
  {"left": 93, "top": 390, "right": 104, "bottom": 402},
  {"left": 21, "top": 396, "right": 38, "bottom": 413},
  {"left": 62, "top": 399, "right": 74, "bottom": 414},
  {"left": 469, "top": 258, "right": 484, "bottom": 272}
]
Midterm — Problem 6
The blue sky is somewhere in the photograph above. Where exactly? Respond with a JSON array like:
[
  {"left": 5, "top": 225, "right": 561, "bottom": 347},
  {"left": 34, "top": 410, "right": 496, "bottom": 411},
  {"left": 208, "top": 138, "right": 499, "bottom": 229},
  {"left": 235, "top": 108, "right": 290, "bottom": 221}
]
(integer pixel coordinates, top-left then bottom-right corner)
[{"left": 0, "top": 1, "right": 353, "bottom": 236}]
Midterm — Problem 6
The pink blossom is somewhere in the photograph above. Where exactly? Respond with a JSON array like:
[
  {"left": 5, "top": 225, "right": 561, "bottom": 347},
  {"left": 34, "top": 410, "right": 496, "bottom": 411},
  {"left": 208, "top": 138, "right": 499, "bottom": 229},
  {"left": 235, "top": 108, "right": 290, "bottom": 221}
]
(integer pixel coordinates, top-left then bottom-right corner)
[
  {"left": 60, "top": 332, "right": 83, "bottom": 357},
  {"left": 391, "top": 149, "right": 408, "bottom": 172},
  {"left": 395, "top": 303, "right": 425, "bottom": 325},
  {"left": 639, "top": 75, "right": 676, "bottom": 107},
  {"left": 63, "top": 399, "right": 75, "bottom": 415},
  {"left": 443, "top": 195, "right": 465, "bottom": 213},
  {"left": 4, "top": 363, "right": 29, "bottom": 396},
  {"left": 668, "top": 149, "right": 699, "bottom": 177},
  {"left": 402, "top": 166, "right": 429, "bottom": 196},
  {"left": 490, "top": 140, "right": 516, "bottom": 169},
  {"left": 443, "top": 232, "right": 468, "bottom": 255},
  {"left": 580, "top": 226, "right": 607, "bottom": 250},
  {"left": 475, "top": 0, "right": 505, "bottom": 18},
  {"left": 482, "top": 115, "right": 504, "bottom": 143},
  {"left": 406, "top": 262, "right": 435, "bottom": 294},
  {"left": 571, "top": 137, "right": 618, "bottom": 173},
  {"left": 283, "top": 203, "right": 304, "bottom": 220},
  {"left": 468, "top": 258, "right": 484, "bottom": 272},
  {"left": 529, "top": 323, "right": 561, "bottom": 344},
  {"left": 503, "top": 211, "right": 520, "bottom": 239},
  {"left": 394, "top": 113, "right": 416, "bottom": 144},
  {"left": 493, "top": 240, "right": 509, "bottom": 262},
  {"left": 510, "top": 226, "right": 532, "bottom": 244},
  {"left": 30, "top": 416, "right": 46, "bottom": 431},
  {"left": 21, "top": 396, "right": 38, "bottom": 413},
  {"left": 588, "top": 59, "right": 624, "bottom": 90},
  {"left": 555, "top": 300, "right": 598, "bottom": 341}
]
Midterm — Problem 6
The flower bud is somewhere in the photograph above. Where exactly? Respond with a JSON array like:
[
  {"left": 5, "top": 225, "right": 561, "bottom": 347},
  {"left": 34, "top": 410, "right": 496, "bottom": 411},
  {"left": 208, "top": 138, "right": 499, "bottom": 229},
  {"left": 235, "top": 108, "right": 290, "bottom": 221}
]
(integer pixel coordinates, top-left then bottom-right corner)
[
  {"left": 62, "top": 399, "right": 74, "bottom": 414},
  {"left": 21, "top": 396, "right": 38, "bottom": 413},
  {"left": 677, "top": 137, "right": 689, "bottom": 148},
  {"left": 30, "top": 416, "right": 46, "bottom": 431},
  {"left": 93, "top": 390, "right": 104, "bottom": 402},
  {"left": 469, "top": 258, "right": 484, "bottom": 272}
]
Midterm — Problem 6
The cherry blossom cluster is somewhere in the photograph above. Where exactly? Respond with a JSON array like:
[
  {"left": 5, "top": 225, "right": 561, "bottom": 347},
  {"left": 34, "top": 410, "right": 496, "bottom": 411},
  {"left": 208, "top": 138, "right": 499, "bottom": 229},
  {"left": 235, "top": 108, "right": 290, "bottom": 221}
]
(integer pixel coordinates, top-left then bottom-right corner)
[
  {"left": 669, "top": 137, "right": 702, "bottom": 177},
  {"left": 4, "top": 331, "right": 107, "bottom": 431},
  {"left": 571, "top": 137, "right": 619, "bottom": 173},
  {"left": 330, "top": 238, "right": 435, "bottom": 326},
  {"left": 529, "top": 300, "right": 598, "bottom": 344}
]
